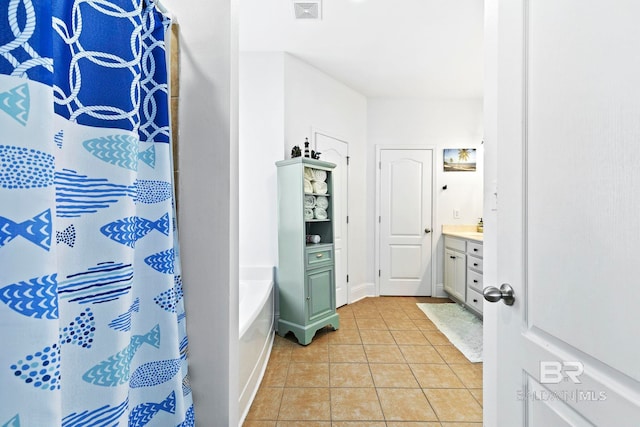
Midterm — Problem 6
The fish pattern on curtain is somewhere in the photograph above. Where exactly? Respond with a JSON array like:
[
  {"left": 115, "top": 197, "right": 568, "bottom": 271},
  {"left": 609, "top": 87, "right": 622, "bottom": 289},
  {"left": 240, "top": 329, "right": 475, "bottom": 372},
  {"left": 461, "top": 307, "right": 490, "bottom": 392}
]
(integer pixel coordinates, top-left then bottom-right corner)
[{"left": 0, "top": 0, "right": 194, "bottom": 425}]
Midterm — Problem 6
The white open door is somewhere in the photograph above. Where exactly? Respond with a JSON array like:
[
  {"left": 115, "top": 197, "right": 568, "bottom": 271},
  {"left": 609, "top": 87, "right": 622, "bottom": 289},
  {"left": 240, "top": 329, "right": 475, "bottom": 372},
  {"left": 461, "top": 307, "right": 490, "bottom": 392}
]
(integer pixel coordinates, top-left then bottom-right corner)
[
  {"left": 314, "top": 131, "right": 349, "bottom": 307},
  {"left": 486, "top": 0, "right": 640, "bottom": 425},
  {"left": 378, "top": 148, "right": 433, "bottom": 296}
]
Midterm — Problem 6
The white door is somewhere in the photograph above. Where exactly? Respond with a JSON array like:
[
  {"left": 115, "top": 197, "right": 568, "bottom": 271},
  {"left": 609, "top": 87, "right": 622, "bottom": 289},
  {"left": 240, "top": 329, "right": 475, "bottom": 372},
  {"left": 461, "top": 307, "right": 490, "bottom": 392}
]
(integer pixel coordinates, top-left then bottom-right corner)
[
  {"left": 378, "top": 148, "right": 432, "bottom": 296},
  {"left": 314, "top": 131, "right": 348, "bottom": 307},
  {"left": 487, "top": 0, "right": 640, "bottom": 425}
]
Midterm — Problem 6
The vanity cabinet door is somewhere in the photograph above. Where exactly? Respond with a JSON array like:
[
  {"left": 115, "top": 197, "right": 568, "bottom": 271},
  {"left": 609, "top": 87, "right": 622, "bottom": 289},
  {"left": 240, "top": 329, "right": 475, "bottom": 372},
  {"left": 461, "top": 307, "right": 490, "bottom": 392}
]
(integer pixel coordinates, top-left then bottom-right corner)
[{"left": 444, "top": 248, "right": 466, "bottom": 301}]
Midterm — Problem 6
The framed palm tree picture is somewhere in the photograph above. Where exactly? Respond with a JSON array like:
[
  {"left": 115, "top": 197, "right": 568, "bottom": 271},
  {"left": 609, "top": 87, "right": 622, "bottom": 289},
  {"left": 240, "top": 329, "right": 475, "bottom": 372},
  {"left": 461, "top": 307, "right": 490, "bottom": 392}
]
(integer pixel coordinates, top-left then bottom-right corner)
[{"left": 443, "top": 148, "right": 476, "bottom": 172}]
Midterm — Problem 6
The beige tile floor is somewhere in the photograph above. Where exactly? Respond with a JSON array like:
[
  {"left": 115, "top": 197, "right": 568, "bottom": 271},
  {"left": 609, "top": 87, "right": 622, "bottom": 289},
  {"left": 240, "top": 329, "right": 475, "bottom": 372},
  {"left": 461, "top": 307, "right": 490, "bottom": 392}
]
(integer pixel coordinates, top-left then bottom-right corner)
[{"left": 243, "top": 296, "right": 483, "bottom": 426}]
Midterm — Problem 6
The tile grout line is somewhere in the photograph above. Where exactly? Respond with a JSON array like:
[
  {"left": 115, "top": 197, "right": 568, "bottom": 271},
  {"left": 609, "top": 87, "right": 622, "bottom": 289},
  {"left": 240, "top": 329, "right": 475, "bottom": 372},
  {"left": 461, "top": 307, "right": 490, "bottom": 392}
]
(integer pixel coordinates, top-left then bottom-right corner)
[
  {"left": 246, "top": 297, "right": 482, "bottom": 425},
  {"left": 393, "top": 307, "right": 441, "bottom": 424},
  {"left": 346, "top": 306, "right": 385, "bottom": 423},
  {"left": 275, "top": 343, "right": 292, "bottom": 422}
]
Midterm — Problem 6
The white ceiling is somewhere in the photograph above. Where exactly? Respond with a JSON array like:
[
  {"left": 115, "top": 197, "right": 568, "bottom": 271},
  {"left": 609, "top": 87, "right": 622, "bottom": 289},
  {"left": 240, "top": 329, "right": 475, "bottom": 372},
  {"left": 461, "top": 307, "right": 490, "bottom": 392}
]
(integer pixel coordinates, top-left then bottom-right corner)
[{"left": 239, "top": 0, "right": 484, "bottom": 99}]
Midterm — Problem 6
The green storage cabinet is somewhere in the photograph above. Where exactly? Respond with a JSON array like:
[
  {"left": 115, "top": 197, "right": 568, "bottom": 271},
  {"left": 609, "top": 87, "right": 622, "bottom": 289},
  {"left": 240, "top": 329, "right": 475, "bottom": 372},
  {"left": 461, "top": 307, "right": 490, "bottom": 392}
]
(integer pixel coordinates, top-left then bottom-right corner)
[{"left": 276, "top": 157, "right": 340, "bottom": 345}]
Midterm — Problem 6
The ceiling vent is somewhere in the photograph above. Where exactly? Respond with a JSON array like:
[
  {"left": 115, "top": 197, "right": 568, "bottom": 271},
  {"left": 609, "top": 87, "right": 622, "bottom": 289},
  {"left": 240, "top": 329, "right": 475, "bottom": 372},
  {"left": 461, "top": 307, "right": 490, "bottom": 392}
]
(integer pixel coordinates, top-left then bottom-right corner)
[{"left": 293, "top": 0, "right": 322, "bottom": 20}]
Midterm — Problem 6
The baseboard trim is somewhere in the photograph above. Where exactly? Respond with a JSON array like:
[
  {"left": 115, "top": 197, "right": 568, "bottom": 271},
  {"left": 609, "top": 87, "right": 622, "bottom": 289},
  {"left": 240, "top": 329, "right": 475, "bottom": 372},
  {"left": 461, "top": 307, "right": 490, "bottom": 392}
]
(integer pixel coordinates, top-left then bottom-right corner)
[
  {"left": 349, "top": 282, "right": 375, "bottom": 304},
  {"left": 434, "top": 282, "right": 448, "bottom": 298}
]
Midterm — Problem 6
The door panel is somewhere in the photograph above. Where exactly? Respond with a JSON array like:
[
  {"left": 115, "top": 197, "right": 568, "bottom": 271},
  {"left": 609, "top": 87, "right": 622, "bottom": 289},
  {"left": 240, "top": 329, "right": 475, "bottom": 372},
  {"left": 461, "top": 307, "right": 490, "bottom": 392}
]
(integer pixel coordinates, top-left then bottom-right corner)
[
  {"left": 490, "top": 0, "right": 640, "bottom": 424},
  {"left": 314, "top": 132, "right": 348, "bottom": 307},
  {"left": 525, "top": 375, "right": 595, "bottom": 427},
  {"left": 307, "top": 267, "right": 334, "bottom": 322},
  {"left": 379, "top": 149, "right": 433, "bottom": 296},
  {"left": 389, "top": 245, "right": 422, "bottom": 279},
  {"left": 526, "top": 0, "right": 639, "bottom": 379},
  {"left": 390, "top": 161, "right": 423, "bottom": 235}
]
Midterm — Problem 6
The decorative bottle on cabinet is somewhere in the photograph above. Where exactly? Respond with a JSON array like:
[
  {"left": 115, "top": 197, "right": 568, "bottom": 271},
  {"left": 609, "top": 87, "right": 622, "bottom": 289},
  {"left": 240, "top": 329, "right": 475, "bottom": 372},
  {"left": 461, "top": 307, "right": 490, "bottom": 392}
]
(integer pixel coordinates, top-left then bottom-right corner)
[{"left": 276, "top": 157, "right": 340, "bottom": 345}]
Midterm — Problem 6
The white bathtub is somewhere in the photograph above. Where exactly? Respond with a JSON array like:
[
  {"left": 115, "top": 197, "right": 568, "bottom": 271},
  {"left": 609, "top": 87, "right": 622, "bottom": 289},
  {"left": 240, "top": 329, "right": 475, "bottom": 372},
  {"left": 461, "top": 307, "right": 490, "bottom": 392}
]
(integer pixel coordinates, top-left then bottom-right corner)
[{"left": 238, "top": 274, "right": 274, "bottom": 426}]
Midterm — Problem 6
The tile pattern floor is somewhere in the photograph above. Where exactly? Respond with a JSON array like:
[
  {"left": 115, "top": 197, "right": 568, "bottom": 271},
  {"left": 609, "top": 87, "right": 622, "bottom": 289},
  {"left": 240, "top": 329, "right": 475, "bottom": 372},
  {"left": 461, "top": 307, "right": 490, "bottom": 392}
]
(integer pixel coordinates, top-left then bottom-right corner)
[{"left": 243, "top": 296, "right": 483, "bottom": 426}]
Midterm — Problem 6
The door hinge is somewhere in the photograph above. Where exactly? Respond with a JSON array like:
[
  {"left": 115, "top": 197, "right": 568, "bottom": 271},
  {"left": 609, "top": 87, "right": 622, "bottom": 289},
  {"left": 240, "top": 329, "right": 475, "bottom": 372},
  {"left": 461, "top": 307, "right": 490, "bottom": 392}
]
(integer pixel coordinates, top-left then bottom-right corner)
[
  {"left": 378, "top": 269, "right": 381, "bottom": 277},
  {"left": 346, "top": 215, "right": 349, "bottom": 224},
  {"left": 346, "top": 156, "right": 350, "bottom": 166},
  {"left": 379, "top": 161, "right": 381, "bottom": 169},
  {"left": 378, "top": 216, "right": 381, "bottom": 223},
  {"left": 346, "top": 274, "right": 349, "bottom": 283}
]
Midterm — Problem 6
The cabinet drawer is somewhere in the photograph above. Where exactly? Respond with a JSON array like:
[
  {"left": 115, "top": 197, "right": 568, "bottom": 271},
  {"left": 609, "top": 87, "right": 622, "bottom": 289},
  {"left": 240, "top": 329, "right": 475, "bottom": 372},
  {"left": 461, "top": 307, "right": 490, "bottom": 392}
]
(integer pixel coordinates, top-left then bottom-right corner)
[
  {"left": 466, "top": 288, "right": 483, "bottom": 313},
  {"left": 467, "top": 241, "right": 483, "bottom": 258},
  {"left": 306, "top": 245, "right": 333, "bottom": 268},
  {"left": 467, "top": 255, "right": 483, "bottom": 273},
  {"left": 467, "top": 269, "right": 483, "bottom": 292},
  {"left": 444, "top": 236, "right": 466, "bottom": 252}
]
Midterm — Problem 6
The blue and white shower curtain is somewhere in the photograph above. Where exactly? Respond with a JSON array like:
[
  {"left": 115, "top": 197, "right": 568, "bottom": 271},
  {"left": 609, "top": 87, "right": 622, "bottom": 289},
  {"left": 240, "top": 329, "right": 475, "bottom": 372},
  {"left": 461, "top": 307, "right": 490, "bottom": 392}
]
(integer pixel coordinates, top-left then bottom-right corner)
[{"left": 0, "top": 0, "right": 194, "bottom": 425}]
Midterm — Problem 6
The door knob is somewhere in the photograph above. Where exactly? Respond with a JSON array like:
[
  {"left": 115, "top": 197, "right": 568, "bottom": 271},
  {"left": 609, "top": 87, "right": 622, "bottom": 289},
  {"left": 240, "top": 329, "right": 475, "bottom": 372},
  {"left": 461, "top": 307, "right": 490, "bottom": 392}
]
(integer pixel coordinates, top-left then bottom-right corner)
[
  {"left": 483, "top": 283, "right": 515, "bottom": 306},
  {"left": 424, "top": 228, "right": 431, "bottom": 234}
]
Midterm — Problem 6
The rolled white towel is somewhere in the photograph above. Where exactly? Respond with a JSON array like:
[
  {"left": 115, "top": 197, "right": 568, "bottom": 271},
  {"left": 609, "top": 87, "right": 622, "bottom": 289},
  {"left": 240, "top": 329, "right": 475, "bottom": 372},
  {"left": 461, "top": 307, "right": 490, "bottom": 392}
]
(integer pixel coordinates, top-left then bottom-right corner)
[
  {"left": 304, "top": 179, "right": 313, "bottom": 193},
  {"left": 315, "top": 195, "right": 329, "bottom": 210},
  {"left": 312, "top": 181, "right": 327, "bottom": 194},
  {"left": 306, "top": 234, "right": 321, "bottom": 244},
  {"left": 314, "top": 207, "right": 328, "bottom": 220},
  {"left": 304, "top": 208, "right": 314, "bottom": 220},
  {"left": 304, "top": 195, "right": 316, "bottom": 208},
  {"left": 313, "top": 169, "right": 327, "bottom": 182},
  {"left": 304, "top": 167, "right": 315, "bottom": 181}
]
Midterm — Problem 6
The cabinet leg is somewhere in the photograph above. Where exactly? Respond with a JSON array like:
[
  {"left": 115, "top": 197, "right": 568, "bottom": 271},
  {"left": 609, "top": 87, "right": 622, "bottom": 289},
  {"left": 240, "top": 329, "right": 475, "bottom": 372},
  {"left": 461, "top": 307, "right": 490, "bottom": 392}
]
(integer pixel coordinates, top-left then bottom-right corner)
[{"left": 277, "top": 315, "right": 340, "bottom": 346}]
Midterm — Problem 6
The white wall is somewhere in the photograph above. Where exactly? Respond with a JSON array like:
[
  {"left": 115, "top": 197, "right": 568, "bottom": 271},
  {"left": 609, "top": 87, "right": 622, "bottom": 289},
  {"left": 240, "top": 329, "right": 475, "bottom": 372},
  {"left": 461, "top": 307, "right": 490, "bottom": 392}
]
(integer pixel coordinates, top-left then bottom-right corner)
[
  {"left": 283, "top": 54, "right": 369, "bottom": 297},
  {"left": 284, "top": 55, "right": 367, "bottom": 156},
  {"left": 163, "top": 0, "right": 239, "bottom": 425},
  {"left": 367, "top": 98, "right": 484, "bottom": 290},
  {"left": 239, "top": 52, "right": 285, "bottom": 268}
]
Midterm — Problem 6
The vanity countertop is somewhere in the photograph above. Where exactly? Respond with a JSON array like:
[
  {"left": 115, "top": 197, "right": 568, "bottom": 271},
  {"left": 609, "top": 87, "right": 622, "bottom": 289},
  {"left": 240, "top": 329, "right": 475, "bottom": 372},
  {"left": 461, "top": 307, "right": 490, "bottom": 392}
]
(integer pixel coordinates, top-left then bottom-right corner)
[{"left": 442, "top": 225, "right": 484, "bottom": 242}]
